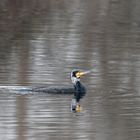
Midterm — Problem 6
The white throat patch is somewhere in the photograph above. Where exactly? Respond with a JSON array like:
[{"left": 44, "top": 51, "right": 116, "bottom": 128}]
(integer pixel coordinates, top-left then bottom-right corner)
[{"left": 71, "top": 77, "right": 80, "bottom": 84}]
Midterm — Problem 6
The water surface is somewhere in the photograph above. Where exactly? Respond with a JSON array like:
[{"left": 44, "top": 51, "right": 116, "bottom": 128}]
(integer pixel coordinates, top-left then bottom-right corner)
[{"left": 0, "top": 0, "right": 140, "bottom": 140}]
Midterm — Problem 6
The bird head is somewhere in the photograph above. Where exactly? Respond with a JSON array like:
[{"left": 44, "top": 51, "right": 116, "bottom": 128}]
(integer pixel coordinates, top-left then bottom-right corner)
[{"left": 71, "top": 69, "right": 89, "bottom": 84}]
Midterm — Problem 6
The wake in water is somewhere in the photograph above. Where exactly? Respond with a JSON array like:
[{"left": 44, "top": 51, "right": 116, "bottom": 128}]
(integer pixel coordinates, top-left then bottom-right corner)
[
  {"left": 0, "top": 85, "right": 75, "bottom": 95},
  {"left": 0, "top": 86, "right": 33, "bottom": 94}
]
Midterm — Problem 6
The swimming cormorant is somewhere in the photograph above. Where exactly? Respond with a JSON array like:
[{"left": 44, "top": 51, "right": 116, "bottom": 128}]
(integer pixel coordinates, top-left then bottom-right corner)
[
  {"left": 70, "top": 69, "right": 88, "bottom": 112},
  {"left": 31, "top": 69, "right": 88, "bottom": 96},
  {"left": 0, "top": 69, "right": 89, "bottom": 111}
]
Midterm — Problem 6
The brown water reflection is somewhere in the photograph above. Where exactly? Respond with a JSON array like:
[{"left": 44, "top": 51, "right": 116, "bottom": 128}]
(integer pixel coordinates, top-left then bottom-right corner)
[{"left": 0, "top": 0, "right": 140, "bottom": 140}]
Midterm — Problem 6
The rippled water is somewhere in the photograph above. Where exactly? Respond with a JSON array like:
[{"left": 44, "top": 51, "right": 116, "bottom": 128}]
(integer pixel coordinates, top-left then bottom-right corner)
[{"left": 0, "top": 0, "right": 140, "bottom": 140}]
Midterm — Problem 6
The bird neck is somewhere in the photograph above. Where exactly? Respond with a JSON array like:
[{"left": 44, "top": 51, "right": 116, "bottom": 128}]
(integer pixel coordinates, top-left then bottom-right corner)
[{"left": 71, "top": 77, "right": 80, "bottom": 85}]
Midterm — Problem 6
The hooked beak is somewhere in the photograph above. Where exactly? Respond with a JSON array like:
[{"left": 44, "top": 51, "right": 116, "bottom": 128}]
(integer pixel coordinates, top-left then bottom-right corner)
[{"left": 76, "top": 70, "right": 90, "bottom": 78}]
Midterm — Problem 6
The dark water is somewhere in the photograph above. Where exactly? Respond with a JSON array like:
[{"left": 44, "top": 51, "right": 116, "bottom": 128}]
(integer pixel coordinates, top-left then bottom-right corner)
[{"left": 0, "top": 0, "right": 140, "bottom": 140}]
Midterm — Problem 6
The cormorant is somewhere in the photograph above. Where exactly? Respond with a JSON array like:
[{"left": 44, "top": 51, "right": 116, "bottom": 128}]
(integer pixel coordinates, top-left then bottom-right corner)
[
  {"left": 0, "top": 69, "right": 89, "bottom": 112},
  {"left": 70, "top": 69, "right": 88, "bottom": 112},
  {"left": 32, "top": 69, "right": 88, "bottom": 112}
]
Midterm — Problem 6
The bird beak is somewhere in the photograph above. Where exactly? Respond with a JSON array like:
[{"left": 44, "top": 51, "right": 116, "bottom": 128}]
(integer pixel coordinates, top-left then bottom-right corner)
[{"left": 76, "top": 71, "right": 90, "bottom": 78}]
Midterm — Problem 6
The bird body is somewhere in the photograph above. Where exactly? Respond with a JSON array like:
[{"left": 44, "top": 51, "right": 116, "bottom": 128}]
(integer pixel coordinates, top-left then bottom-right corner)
[{"left": 32, "top": 85, "right": 76, "bottom": 94}]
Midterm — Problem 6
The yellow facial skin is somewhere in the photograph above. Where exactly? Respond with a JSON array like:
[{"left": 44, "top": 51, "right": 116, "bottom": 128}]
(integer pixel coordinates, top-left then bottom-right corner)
[
  {"left": 76, "top": 104, "right": 82, "bottom": 112},
  {"left": 76, "top": 71, "right": 86, "bottom": 78}
]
